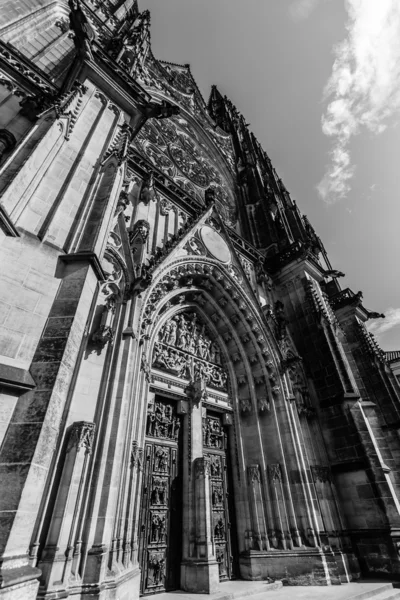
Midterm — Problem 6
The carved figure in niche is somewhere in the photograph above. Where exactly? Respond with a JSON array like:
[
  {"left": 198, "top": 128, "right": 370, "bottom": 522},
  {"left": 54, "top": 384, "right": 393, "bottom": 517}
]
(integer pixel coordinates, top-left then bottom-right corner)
[
  {"left": 152, "top": 343, "right": 168, "bottom": 368},
  {"left": 155, "top": 447, "right": 169, "bottom": 472},
  {"left": 177, "top": 315, "right": 188, "bottom": 350},
  {"left": 164, "top": 349, "right": 179, "bottom": 370},
  {"left": 216, "top": 547, "right": 226, "bottom": 577},
  {"left": 210, "top": 368, "right": 227, "bottom": 389},
  {"left": 212, "top": 485, "right": 224, "bottom": 506},
  {"left": 150, "top": 556, "right": 165, "bottom": 586},
  {"left": 213, "top": 343, "right": 221, "bottom": 365},
  {"left": 210, "top": 455, "right": 221, "bottom": 477},
  {"left": 151, "top": 479, "right": 167, "bottom": 505},
  {"left": 176, "top": 353, "right": 190, "bottom": 379},
  {"left": 166, "top": 320, "right": 178, "bottom": 346},
  {"left": 209, "top": 343, "right": 216, "bottom": 363},
  {"left": 203, "top": 337, "right": 211, "bottom": 361},
  {"left": 194, "top": 360, "right": 212, "bottom": 383},
  {"left": 151, "top": 514, "right": 166, "bottom": 543},
  {"left": 172, "top": 416, "right": 181, "bottom": 439},
  {"left": 203, "top": 417, "right": 224, "bottom": 449},
  {"left": 187, "top": 328, "right": 197, "bottom": 354},
  {"left": 196, "top": 327, "right": 207, "bottom": 359},
  {"left": 214, "top": 517, "right": 225, "bottom": 539},
  {"left": 159, "top": 321, "right": 172, "bottom": 343}
]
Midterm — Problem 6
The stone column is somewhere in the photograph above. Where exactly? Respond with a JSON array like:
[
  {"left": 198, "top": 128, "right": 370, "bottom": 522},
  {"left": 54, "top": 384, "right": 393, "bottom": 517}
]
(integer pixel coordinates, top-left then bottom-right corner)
[
  {"left": 39, "top": 421, "right": 95, "bottom": 593},
  {"left": 181, "top": 380, "right": 220, "bottom": 593},
  {"left": 247, "top": 465, "right": 270, "bottom": 551},
  {"left": 267, "top": 463, "right": 291, "bottom": 549}
]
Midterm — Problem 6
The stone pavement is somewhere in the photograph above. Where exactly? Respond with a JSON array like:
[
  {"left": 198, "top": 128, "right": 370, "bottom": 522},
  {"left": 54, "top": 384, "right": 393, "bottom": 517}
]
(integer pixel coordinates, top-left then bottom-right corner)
[{"left": 153, "top": 580, "right": 400, "bottom": 600}]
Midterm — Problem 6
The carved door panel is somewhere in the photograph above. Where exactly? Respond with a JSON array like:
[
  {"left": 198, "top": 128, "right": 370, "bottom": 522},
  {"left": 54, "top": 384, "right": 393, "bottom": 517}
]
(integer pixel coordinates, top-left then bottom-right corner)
[
  {"left": 138, "top": 398, "right": 182, "bottom": 595},
  {"left": 203, "top": 412, "right": 234, "bottom": 581}
]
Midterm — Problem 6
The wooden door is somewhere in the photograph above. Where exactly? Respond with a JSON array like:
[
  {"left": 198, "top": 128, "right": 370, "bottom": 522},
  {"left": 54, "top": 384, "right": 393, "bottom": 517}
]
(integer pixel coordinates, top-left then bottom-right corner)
[
  {"left": 138, "top": 397, "right": 182, "bottom": 595},
  {"left": 203, "top": 411, "right": 235, "bottom": 581}
]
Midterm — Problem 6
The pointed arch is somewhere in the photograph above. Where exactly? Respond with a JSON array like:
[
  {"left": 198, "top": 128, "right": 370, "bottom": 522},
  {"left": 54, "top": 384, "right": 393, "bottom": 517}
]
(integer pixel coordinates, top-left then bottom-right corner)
[{"left": 138, "top": 255, "right": 287, "bottom": 418}]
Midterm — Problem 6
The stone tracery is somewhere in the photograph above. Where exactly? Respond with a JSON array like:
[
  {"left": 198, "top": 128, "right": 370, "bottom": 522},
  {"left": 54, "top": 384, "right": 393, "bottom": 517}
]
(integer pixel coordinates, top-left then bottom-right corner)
[{"left": 134, "top": 118, "right": 237, "bottom": 224}]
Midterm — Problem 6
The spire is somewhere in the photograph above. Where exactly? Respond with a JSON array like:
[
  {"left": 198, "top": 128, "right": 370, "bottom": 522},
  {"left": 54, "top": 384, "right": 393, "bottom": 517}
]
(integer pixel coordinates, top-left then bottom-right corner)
[{"left": 207, "top": 85, "right": 230, "bottom": 132}]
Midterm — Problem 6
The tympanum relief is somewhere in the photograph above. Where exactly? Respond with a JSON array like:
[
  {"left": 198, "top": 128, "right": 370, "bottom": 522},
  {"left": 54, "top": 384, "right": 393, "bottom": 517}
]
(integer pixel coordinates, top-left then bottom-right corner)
[{"left": 152, "top": 312, "right": 228, "bottom": 391}]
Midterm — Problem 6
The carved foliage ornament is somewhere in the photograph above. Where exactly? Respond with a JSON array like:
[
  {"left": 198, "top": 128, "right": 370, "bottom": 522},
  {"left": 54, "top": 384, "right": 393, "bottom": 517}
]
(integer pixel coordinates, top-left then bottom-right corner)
[
  {"left": 268, "top": 463, "right": 282, "bottom": 483},
  {"left": 248, "top": 465, "right": 261, "bottom": 484},
  {"left": 68, "top": 421, "right": 96, "bottom": 454}
]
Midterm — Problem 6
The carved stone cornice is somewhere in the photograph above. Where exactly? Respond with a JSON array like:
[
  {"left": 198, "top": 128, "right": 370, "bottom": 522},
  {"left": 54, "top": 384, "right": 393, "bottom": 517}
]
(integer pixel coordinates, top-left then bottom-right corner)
[{"left": 248, "top": 464, "right": 261, "bottom": 484}]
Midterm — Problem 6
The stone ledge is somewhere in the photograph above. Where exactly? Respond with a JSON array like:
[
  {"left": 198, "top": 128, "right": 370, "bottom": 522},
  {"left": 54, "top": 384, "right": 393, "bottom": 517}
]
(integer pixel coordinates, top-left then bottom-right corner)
[
  {"left": 0, "top": 564, "right": 41, "bottom": 590},
  {"left": 0, "top": 363, "right": 36, "bottom": 392},
  {"left": 60, "top": 251, "right": 106, "bottom": 281}
]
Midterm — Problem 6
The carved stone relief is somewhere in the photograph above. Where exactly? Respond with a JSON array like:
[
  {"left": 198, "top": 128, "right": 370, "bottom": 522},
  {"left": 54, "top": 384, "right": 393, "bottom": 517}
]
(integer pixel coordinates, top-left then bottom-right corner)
[
  {"left": 203, "top": 414, "right": 224, "bottom": 450},
  {"left": 146, "top": 399, "right": 181, "bottom": 441},
  {"left": 152, "top": 312, "right": 228, "bottom": 390}
]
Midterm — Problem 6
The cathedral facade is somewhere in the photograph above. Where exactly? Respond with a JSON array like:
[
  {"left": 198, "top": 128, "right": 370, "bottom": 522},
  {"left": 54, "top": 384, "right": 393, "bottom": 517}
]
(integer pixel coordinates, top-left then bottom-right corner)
[{"left": 1, "top": 2, "right": 400, "bottom": 599}]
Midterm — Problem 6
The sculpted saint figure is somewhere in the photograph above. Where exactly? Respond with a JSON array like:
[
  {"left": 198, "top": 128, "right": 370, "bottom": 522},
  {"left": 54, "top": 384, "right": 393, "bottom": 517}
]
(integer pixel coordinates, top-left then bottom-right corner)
[
  {"left": 159, "top": 321, "right": 171, "bottom": 343},
  {"left": 187, "top": 328, "right": 197, "bottom": 354},
  {"left": 203, "top": 337, "right": 211, "bottom": 361},
  {"left": 177, "top": 315, "right": 188, "bottom": 350},
  {"left": 166, "top": 319, "right": 177, "bottom": 346},
  {"left": 214, "top": 343, "right": 221, "bottom": 365}
]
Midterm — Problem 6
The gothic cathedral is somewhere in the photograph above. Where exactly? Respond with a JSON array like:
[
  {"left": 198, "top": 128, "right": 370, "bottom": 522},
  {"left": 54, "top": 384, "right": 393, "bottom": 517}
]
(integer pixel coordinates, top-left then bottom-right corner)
[{"left": 1, "top": 2, "right": 400, "bottom": 599}]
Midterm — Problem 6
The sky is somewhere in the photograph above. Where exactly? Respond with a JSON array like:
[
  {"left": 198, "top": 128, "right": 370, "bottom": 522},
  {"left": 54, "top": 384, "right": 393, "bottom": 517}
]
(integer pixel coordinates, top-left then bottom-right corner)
[{"left": 140, "top": 0, "right": 400, "bottom": 351}]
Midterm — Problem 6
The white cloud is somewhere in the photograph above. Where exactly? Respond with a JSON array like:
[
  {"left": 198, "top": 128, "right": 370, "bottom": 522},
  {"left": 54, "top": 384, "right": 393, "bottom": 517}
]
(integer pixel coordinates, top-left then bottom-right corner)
[
  {"left": 318, "top": 1, "right": 400, "bottom": 203},
  {"left": 367, "top": 307, "right": 400, "bottom": 337}
]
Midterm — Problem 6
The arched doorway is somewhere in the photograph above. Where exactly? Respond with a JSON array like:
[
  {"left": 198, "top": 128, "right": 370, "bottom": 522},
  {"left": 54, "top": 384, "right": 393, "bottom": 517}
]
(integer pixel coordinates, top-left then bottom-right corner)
[
  {"left": 133, "top": 246, "right": 315, "bottom": 591},
  {"left": 138, "top": 395, "right": 183, "bottom": 595},
  {"left": 137, "top": 308, "right": 238, "bottom": 594}
]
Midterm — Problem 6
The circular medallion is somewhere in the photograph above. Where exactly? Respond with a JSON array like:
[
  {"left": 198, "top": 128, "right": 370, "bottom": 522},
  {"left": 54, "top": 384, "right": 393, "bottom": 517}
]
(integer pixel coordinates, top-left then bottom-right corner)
[{"left": 200, "top": 226, "right": 231, "bottom": 264}]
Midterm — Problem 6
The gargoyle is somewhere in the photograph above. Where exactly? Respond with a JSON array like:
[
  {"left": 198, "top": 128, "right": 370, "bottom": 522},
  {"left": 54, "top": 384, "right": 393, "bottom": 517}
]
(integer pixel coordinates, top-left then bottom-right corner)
[
  {"left": 367, "top": 310, "right": 385, "bottom": 320},
  {"left": 324, "top": 269, "right": 345, "bottom": 279}
]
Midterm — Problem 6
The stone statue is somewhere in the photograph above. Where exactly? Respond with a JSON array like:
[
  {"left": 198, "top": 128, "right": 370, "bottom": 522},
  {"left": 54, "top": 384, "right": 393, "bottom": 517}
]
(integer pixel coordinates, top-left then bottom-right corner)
[
  {"left": 177, "top": 315, "right": 188, "bottom": 350},
  {"left": 68, "top": 0, "right": 95, "bottom": 58}
]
